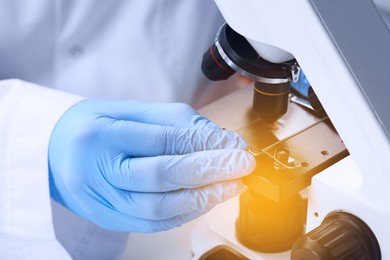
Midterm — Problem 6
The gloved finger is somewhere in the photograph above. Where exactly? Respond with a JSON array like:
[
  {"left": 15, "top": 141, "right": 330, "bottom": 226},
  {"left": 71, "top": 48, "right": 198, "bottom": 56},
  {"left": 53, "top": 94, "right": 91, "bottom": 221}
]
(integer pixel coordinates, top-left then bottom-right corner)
[
  {"left": 112, "top": 180, "right": 245, "bottom": 221},
  {"left": 90, "top": 100, "right": 220, "bottom": 130},
  {"left": 108, "top": 149, "right": 255, "bottom": 192},
  {"left": 103, "top": 119, "right": 247, "bottom": 156}
]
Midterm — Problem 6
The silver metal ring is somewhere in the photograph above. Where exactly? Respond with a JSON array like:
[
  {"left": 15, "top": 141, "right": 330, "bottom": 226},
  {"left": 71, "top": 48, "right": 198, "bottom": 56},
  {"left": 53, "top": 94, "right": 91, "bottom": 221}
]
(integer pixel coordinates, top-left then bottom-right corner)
[{"left": 215, "top": 40, "right": 289, "bottom": 84}]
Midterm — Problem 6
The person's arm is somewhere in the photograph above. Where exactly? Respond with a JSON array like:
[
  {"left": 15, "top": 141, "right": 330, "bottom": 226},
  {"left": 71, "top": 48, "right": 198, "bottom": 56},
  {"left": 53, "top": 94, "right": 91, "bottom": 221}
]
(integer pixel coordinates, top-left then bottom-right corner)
[
  {"left": 0, "top": 78, "right": 255, "bottom": 258},
  {"left": 0, "top": 79, "right": 82, "bottom": 259}
]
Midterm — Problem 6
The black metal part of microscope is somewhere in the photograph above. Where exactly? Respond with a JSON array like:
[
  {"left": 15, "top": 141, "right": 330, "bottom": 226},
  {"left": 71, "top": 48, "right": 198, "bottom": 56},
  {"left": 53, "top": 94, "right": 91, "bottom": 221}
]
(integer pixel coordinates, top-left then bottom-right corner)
[
  {"left": 201, "top": 23, "right": 295, "bottom": 123},
  {"left": 233, "top": 117, "right": 349, "bottom": 253},
  {"left": 291, "top": 212, "right": 381, "bottom": 260}
]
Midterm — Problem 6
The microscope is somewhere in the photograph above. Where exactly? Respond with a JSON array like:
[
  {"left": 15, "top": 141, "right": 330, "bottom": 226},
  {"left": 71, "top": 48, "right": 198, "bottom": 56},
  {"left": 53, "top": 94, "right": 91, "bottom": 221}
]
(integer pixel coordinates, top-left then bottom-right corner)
[{"left": 191, "top": 0, "right": 390, "bottom": 259}]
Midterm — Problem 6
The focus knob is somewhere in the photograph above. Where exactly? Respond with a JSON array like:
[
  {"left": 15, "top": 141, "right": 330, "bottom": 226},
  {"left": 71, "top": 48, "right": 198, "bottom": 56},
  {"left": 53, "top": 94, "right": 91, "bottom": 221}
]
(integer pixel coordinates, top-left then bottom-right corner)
[{"left": 291, "top": 212, "right": 381, "bottom": 260}]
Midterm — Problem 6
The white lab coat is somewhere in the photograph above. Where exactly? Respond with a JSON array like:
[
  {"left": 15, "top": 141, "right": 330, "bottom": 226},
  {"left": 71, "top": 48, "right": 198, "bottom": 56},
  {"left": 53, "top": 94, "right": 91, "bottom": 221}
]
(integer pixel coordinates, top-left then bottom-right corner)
[{"left": 0, "top": 1, "right": 239, "bottom": 259}]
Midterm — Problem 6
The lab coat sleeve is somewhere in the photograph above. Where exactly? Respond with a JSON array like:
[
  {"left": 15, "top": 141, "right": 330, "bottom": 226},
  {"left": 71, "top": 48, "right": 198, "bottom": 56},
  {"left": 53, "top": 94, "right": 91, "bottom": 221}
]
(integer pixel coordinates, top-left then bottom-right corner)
[{"left": 0, "top": 79, "right": 83, "bottom": 259}]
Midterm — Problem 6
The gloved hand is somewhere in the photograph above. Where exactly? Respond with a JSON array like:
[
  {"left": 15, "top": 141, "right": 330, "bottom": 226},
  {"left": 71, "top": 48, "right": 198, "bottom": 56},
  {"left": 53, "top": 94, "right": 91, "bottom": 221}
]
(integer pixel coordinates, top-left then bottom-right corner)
[{"left": 49, "top": 100, "right": 255, "bottom": 232}]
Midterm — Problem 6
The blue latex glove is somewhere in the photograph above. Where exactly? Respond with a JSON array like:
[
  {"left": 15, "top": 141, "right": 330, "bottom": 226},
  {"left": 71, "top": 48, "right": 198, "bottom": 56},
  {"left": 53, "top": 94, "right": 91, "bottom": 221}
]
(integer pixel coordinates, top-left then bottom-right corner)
[{"left": 49, "top": 100, "right": 255, "bottom": 232}]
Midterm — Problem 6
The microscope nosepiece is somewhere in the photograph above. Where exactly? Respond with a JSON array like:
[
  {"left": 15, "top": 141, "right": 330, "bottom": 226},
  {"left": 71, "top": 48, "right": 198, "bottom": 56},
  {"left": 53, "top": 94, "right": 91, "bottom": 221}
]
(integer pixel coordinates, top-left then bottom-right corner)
[{"left": 201, "top": 23, "right": 294, "bottom": 123}]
